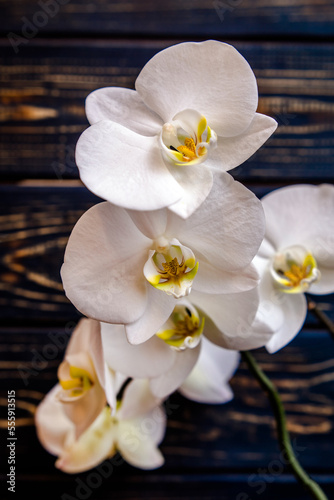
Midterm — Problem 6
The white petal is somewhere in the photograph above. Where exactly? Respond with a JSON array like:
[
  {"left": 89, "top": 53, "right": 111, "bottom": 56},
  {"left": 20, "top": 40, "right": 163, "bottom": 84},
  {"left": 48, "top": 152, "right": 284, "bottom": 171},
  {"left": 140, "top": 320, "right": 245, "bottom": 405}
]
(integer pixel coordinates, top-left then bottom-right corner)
[
  {"left": 180, "top": 337, "right": 239, "bottom": 404},
  {"left": 86, "top": 87, "right": 163, "bottom": 135},
  {"left": 253, "top": 255, "right": 286, "bottom": 334},
  {"left": 56, "top": 408, "right": 115, "bottom": 474},
  {"left": 118, "top": 379, "right": 163, "bottom": 420},
  {"left": 167, "top": 163, "right": 213, "bottom": 219},
  {"left": 116, "top": 407, "right": 166, "bottom": 469},
  {"left": 257, "top": 237, "right": 276, "bottom": 260},
  {"left": 76, "top": 120, "right": 183, "bottom": 211},
  {"left": 166, "top": 172, "right": 265, "bottom": 272},
  {"left": 127, "top": 208, "right": 167, "bottom": 240},
  {"left": 82, "top": 324, "right": 119, "bottom": 413},
  {"left": 209, "top": 113, "right": 277, "bottom": 172},
  {"left": 150, "top": 343, "right": 201, "bottom": 398},
  {"left": 101, "top": 322, "right": 175, "bottom": 378},
  {"left": 125, "top": 286, "right": 176, "bottom": 344},
  {"left": 102, "top": 364, "right": 119, "bottom": 413},
  {"left": 35, "top": 384, "right": 73, "bottom": 457},
  {"left": 191, "top": 287, "right": 261, "bottom": 350},
  {"left": 136, "top": 40, "right": 258, "bottom": 137},
  {"left": 265, "top": 293, "right": 307, "bottom": 353},
  {"left": 65, "top": 318, "right": 100, "bottom": 359},
  {"left": 194, "top": 261, "right": 259, "bottom": 294},
  {"left": 61, "top": 202, "right": 150, "bottom": 324},
  {"left": 61, "top": 384, "right": 106, "bottom": 440},
  {"left": 310, "top": 265, "right": 334, "bottom": 295}
]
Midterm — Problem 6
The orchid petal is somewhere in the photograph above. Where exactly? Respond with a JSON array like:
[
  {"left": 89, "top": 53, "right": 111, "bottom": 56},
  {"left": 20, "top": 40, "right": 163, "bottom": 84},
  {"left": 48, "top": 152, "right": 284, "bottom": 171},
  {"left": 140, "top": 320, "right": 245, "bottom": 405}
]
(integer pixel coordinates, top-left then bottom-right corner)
[
  {"left": 194, "top": 261, "right": 259, "bottom": 294},
  {"left": 309, "top": 265, "right": 334, "bottom": 295},
  {"left": 60, "top": 382, "right": 106, "bottom": 440},
  {"left": 265, "top": 293, "right": 307, "bottom": 353},
  {"left": 61, "top": 202, "right": 150, "bottom": 325},
  {"left": 35, "top": 385, "right": 73, "bottom": 457},
  {"left": 136, "top": 40, "right": 258, "bottom": 137},
  {"left": 76, "top": 120, "right": 183, "bottom": 211},
  {"left": 127, "top": 208, "right": 167, "bottom": 240},
  {"left": 81, "top": 322, "right": 119, "bottom": 412},
  {"left": 180, "top": 337, "right": 239, "bottom": 404},
  {"left": 86, "top": 87, "right": 163, "bottom": 136},
  {"left": 166, "top": 172, "right": 265, "bottom": 272},
  {"left": 118, "top": 379, "right": 163, "bottom": 420},
  {"left": 101, "top": 322, "right": 175, "bottom": 378},
  {"left": 55, "top": 408, "right": 115, "bottom": 474},
  {"left": 149, "top": 342, "right": 201, "bottom": 398},
  {"left": 116, "top": 408, "right": 166, "bottom": 470},
  {"left": 209, "top": 113, "right": 277, "bottom": 172},
  {"left": 167, "top": 163, "right": 213, "bottom": 219},
  {"left": 250, "top": 256, "right": 286, "bottom": 335},
  {"left": 125, "top": 286, "right": 176, "bottom": 344},
  {"left": 191, "top": 288, "right": 260, "bottom": 349},
  {"left": 65, "top": 318, "right": 99, "bottom": 358}
]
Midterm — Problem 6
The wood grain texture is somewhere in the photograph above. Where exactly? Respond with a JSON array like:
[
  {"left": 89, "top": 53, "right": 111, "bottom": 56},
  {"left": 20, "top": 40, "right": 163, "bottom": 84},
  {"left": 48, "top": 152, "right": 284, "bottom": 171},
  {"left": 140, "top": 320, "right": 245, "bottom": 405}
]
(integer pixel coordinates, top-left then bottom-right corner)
[
  {"left": 2, "top": 0, "right": 334, "bottom": 37},
  {"left": 0, "top": 329, "right": 333, "bottom": 499},
  {"left": 1, "top": 1, "right": 334, "bottom": 497},
  {"left": 0, "top": 41, "right": 333, "bottom": 182}
]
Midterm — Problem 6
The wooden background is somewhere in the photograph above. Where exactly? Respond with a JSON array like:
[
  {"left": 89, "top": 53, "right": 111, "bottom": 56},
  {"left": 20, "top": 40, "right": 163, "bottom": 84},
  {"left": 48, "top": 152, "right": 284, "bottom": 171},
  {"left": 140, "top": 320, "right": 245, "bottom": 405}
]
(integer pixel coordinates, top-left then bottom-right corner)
[{"left": 1, "top": 1, "right": 334, "bottom": 499}]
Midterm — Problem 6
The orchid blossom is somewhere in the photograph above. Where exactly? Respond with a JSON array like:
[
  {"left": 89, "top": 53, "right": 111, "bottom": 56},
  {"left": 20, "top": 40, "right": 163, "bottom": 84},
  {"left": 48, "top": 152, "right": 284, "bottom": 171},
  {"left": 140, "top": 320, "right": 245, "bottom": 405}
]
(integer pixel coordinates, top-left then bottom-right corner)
[
  {"left": 76, "top": 40, "right": 277, "bottom": 218},
  {"left": 247, "top": 184, "right": 334, "bottom": 353},
  {"left": 61, "top": 172, "right": 265, "bottom": 345},
  {"left": 35, "top": 378, "right": 166, "bottom": 473}
]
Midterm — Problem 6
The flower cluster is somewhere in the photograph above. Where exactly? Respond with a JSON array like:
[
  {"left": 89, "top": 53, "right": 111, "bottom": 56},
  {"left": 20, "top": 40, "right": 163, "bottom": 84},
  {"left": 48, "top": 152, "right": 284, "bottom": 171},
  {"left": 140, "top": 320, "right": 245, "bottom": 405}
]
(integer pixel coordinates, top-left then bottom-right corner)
[{"left": 35, "top": 40, "right": 334, "bottom": 474}]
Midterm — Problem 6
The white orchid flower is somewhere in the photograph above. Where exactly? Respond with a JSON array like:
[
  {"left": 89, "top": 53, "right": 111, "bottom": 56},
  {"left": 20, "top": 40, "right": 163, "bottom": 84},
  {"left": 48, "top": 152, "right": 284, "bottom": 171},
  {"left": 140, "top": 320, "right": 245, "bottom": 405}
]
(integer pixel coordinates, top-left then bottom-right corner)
[
  {"left": 46, "top": 318, "right": 117, "bottom": 439},
  {"left": 35, "top": 378, "right": 166, "bottom": 473},
  {"left": 246, "top": 184, "right": 334, "bottom": 353},
  {"left": 61, "top": 172, "right": 265, "bottom": 345},
  {"left": 76, "top": 40, "right": 277, "bottom": 218}
]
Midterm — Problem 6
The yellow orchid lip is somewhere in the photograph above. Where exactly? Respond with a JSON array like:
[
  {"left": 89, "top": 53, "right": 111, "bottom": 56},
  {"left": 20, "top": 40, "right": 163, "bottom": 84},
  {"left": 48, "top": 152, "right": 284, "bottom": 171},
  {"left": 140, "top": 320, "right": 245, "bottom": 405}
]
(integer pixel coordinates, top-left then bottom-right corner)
[
  {"left": 160, "top": 109, "right": 217, "bottom": 167},
  {"left": 156, "top": 302, "right": 204, "bottom": 351},
  {"left": 270, "top": 245, "right": 321, "bottom": 294}
]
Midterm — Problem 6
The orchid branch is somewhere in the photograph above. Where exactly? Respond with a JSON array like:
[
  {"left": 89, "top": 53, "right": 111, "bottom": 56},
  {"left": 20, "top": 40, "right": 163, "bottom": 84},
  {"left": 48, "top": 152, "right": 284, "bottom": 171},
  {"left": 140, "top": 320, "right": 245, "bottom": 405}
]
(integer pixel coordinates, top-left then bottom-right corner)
[
  {"left": 307, "top": 297, "right": 334, "bottom": 341},
  {"left": 241, "top": 350, "right": 328, "bottom": 500}
]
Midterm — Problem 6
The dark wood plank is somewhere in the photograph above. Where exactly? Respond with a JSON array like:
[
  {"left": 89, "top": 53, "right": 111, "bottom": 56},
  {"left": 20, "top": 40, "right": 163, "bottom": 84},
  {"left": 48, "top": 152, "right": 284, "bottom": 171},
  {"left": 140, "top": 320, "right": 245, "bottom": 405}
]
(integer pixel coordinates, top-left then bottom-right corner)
[
  {"left": 0, "top": 41, "right": 333, "bottom": 183},
  {"left": 2, "top": 0, "right": 334, "bottom": 38},
  {"left": 1, "top": 184, "right": 334, "bottom": 326},
  {"left": 0, "top": 329, "right": 333, "bottom": 499}
]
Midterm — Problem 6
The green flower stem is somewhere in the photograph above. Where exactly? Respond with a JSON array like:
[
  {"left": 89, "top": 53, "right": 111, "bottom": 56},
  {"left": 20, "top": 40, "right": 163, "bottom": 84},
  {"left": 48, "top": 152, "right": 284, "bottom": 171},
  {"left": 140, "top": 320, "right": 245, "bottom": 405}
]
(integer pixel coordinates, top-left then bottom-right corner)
[
  {"left": 241, "top": 350, "right": 328, "bottom": 500},
  {"left": 307, "top": 297, "right": 334, "bottom": 341}
]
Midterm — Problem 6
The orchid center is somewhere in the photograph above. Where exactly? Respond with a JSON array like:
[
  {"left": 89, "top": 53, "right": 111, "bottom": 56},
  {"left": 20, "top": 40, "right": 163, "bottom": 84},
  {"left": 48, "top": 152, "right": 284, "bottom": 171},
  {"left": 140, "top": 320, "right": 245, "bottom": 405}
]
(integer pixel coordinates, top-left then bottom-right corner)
[
  {"left": 160, "top": 109, "right": 217, "bottom": 166},
  {"left": 270, "top": 245, "right": 321, "bottom": 294},
  {"left": 59, "top": 364, "right": 94, "bottom": 397},
  {"left": 143, "top": 238, "right": 199, "bottom": 298},
  {"left": 156, "top": 302, "right": 204, "bottom": 351}
]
